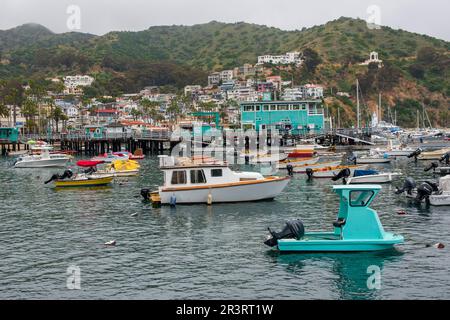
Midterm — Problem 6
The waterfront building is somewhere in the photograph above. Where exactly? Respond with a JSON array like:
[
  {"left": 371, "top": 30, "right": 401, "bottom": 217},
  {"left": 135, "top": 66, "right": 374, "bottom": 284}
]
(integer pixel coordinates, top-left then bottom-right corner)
[
  {"left": 240, "top": 100, "right": 325, "bottom": 134},
  {"left": 282, "top": 87, "right": 305, "bottom": 101}
]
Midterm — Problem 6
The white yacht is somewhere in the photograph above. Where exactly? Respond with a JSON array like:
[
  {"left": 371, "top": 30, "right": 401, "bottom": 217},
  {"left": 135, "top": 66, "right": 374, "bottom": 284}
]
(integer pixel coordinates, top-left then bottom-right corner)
[
  {"left": 14, "top": 151, "right": 71, "bottom": 168},
  {"left": 141, "top": 156, "right": 290, "bottom": 204}
]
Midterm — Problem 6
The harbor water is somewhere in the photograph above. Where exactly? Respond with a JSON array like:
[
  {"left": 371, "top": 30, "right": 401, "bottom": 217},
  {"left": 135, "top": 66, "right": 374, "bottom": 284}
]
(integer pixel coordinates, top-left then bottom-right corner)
[{"left": 0, "top": 156, "right": 449, "bottom": 299}]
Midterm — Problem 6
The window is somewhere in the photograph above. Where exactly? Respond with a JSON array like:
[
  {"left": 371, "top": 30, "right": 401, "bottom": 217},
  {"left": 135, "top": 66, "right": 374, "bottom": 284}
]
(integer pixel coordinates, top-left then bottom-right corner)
[
  {"left": 278, "top": 105, "right": 288, "bottom": 111},
  {"left": 255, "top": 105, "right": 261, "bottom": 111},
  {"left": 211, "top": 169, "right": 223, "bottom": 177},
  {"left": 349, "top": 190, "right": 374, "bottom": 207},
  {"left": 243, "top": 105, "right": 254, "bottom": 112},
  {"left": 270, "top": 105, "right": 277, "bottom": 111},
  {"left": 293, "top": 105, "right": 300, "bottom": 110},
  {"left": 171, "top": 171, "right": 187, "bottom": 184},
  {"left": 263, "top": 105, "right": 270, "bottom": 111},
  {"left": 190, "top": 170, "right": 206, "bottom": 184}
]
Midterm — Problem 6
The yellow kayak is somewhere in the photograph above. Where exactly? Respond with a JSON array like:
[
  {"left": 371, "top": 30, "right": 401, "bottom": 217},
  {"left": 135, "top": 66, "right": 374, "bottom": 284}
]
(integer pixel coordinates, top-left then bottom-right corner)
[{"left": 54, "top": 176, "right": 113, "bottom": 188}]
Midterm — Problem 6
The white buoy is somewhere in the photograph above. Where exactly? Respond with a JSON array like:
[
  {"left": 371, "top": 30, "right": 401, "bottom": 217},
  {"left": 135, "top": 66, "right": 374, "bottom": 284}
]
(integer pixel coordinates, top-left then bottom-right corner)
[{"left": 104, "top": 240, "right": 116, "bottom": 246}]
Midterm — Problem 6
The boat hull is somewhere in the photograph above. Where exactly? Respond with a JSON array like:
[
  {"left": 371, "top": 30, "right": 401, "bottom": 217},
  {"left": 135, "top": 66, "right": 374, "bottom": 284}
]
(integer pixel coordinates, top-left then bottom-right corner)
[
  {"left": 309, "top": 166, "right": 368, "bottom": 178},
  {"left": 54, "top": 177, "right": 113, "bottom": 188},
  {"left": 347, "top": 173, "right": 401, "bottom": 184},
  {"left": 158, "top": 177, "right": 290, "bottom": 204},
  {"left": 292, "top": 161, "right": 342, "bottom": 173},
  {"left": 278, "top": 157, "right": 319, "bottom": 169},
  {"left": 429, "top": 194, "right": 450, "bottom": 206},
  {"left": 14, "top": 158, "right": 69, "bottom": 168},
  {"left": 277, "top": 233, "right": 404, "bottom": 252},
  {"left": 356, "top": 158, "right": 391, "bottom": 164}
]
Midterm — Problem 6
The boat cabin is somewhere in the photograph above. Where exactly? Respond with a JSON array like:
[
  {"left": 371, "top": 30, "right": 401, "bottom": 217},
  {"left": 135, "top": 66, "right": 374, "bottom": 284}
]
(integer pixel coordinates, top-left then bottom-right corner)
[
  {"left": 158, "top": 155, "right": 264, "bottom": 189},
  {"left": 333, "top": 185, "right": 385, "bottom": 240}
]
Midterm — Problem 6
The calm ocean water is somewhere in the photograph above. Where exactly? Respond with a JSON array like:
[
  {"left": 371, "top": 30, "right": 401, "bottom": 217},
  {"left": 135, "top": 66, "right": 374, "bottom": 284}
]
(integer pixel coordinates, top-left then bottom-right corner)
[{"left": 0, "top": 155, "right": 449, "bottom": 299}]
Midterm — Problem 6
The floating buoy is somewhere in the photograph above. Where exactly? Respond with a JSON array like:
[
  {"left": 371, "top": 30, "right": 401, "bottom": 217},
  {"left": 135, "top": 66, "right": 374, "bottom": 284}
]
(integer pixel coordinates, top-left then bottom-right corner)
[
  {"left": 207, "top": 192, "right": 213, "bottom": 205},
  {"left": 130, "top": 213, "right": 138, "bottom": 217},
  {"left": 426, "top": 243, "right": 445, "bottom": 249},
  {"left": 170, "top": 194, "right": 176, "bottom": 207},
  {"left": 104, "top": 240, "right": 116, "bottom": 246}
]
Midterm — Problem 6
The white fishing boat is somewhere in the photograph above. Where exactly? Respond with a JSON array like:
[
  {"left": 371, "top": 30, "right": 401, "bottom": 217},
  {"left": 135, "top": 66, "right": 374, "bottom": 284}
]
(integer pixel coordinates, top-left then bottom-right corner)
[
  {"left": 356, "top": 156, "right": 391, "bottom": 164},
  {"left": 371, "top": 140, "right": 415, "bottom": 157},
  {"left": 14, "top": 151, "right": 71, "bottom": 168},
  {"left": 346, "top": 170, "right": 402, "bottom": 184},
  {"left": 140, "top": 155, "right": 290, "bottom": 204},
  {"left": 306, "top": 165, "right": 368, "bottom": 179},
  {"left": 291, "top": 161, "right": 342, "bottom": 173},
  {"left": 418, "top": 148, "right": 450, "bottom": 160},
  {"left": 396, "top": 176, "right": 450, "bottom": 206}
]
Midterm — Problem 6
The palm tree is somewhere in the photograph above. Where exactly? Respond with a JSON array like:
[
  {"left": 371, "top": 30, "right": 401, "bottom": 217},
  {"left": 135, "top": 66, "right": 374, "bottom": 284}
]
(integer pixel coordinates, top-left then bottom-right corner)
[
  {"left": 21, "top": 98, "right": 39, "bottom": 133},
  {"left": 140, "top": 99, "right": 160, "bottom": 124},
  {"left": 51, "top": 106, "right": 65, "bottom": 133},
  {"left": 0, "top": 102, "right": 9, "bottom": 127}
]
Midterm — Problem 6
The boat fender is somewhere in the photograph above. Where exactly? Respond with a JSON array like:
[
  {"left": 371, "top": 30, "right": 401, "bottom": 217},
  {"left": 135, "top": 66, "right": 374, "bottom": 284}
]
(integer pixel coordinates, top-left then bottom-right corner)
[
  {"left": 170, "top": 194, "right": 177, "bottom": 207},
  {"left": 207, "top": 192, "right": 213, "bottom": 205}
]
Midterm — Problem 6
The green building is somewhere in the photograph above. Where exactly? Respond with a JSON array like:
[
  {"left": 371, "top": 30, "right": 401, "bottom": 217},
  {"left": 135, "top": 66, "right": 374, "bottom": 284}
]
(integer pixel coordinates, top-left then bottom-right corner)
[
  {"left": 240, "top": 100, "right": 325, "bottom": 134},
  {"left": 0, "top": 127, "right": 20, "bottom": 143}
]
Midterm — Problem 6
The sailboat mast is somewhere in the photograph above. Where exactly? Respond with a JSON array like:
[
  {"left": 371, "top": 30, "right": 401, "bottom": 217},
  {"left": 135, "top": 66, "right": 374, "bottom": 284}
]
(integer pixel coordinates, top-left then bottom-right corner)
[{"left": 356, "top": 79, "right": 360, "bottom": 129}]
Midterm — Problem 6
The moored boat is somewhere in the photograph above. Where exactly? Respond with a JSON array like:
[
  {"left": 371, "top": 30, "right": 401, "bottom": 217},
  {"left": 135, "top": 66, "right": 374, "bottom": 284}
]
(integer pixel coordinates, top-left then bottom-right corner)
[
  {"left": 291, "top": 160, "right": 342, "bottom": 173},
  {"left": 305, "top": 164, "right": 368, "bottom": 179},
  {"left": 140, "top": 155, "right": 290, "bottom": 204},
  {"left": 264, "top": 185, "right": 404, "bottom": 252},
  {"left": 345, "top": 170, "right": 401, "bottom": 184},
  {"left": 278, "top": 157, "right": 319, "bottom": 169},
  {"left": 14, "top": 150, "right": 71, "bottom": 168}
]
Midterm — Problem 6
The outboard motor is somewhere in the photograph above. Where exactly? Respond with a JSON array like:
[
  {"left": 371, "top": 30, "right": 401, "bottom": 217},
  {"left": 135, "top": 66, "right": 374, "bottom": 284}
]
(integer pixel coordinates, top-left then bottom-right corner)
[
  {"left": 305, "top": 168, "right": 314, "bottom": 179},
  {"left": 264, "top": 220, "right": 305, "bottom": 247},
  {"left": 140, "top": 189, "right": 150, "bottom": 201},
  {"left": 416, "top": 182, "right": 434, "bottom": 204},
  {"left": 424, "top": 162, "right": 439, "bottom": 173},
  {"left": 408, "top": 148, "right": 422, "bottom": 162},
  {"left": 395, "top": 177, "right": 416, "bottom": 195},
  {"left": 286, "top": 164, "right": 294, "bottom": 177},
  {"left": 84, "top": 167, "right": 96, "bottom": 175},
  {"left": 332, "top": 168, "right": 351, "bottom": 183},
  {"left": 347, "top": 153, "right": 357, "bottom": 165},
  {"left": 440, "top": 152, "right": 450, "bottom": 166},
  {"left": 44, "top": 169, "right": 73, "bottom": 184}
]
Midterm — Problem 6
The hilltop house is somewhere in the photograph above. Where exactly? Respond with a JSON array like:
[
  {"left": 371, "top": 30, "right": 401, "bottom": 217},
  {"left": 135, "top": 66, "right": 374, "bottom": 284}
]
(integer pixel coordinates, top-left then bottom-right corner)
[
  {"left": 359, "top": 51, "right": 383, "bottom": 67},
  {"left": 257, "top": 51, "right": 302, "bottom": 66},
  {"left": 63, "top": 75, "right": 94, "bottom": 95}
]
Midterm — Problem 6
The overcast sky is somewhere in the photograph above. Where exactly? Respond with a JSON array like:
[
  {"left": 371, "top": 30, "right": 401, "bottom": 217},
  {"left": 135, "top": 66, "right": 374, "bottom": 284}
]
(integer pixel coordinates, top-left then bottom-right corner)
[{"left": 1, "top": 0, "right": 449, "bottom": 41}]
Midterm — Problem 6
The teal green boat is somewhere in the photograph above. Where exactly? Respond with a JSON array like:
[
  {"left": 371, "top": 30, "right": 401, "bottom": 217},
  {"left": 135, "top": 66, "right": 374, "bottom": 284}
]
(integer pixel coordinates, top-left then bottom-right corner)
[{"left": 264, "top": 185, "right": 404, "bottom": 252}]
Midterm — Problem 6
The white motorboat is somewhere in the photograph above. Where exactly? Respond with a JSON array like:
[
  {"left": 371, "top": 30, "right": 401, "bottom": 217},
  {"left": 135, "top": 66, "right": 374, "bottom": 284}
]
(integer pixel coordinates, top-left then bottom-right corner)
[
  {"left": 14, "top": 151, "right": 70, "bottom": 168},
  {"left": 91, "top": 152, "right": 129, "bottom": 163},
  {"left": 345, "top": 170, "right": 402, "bottom": 184},
  {"left": 371, "top": 140, "right": 415, "bottom": 157},
  {"left": 395, "top": 176, "right": 450, "bottom": 206},
  {"left": 306, "top": 165, "right": 368, "bottom": 179},
  {"left": 140, "top": 155, "right": 290, "bottom": 204},
  {"left": 356, "top": 156, "right": 391, "bottom": 164}
]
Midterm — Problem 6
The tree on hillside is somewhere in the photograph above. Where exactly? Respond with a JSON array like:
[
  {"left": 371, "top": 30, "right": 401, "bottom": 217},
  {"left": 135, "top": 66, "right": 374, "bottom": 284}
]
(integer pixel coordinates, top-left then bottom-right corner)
[{"left": 302, "top": 48, "right": 322, "bottom": 74}]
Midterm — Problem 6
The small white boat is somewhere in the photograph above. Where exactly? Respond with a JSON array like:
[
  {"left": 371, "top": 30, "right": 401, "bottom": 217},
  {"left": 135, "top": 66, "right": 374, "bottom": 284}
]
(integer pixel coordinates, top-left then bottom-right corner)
[
  {"left": 356, "top": 156, "right": 391, "bottom": 164},
  {"left": 396, "top": 176, "right": 450, "bottom": 206},
  {"left": 291, "top": 161, "right": 342, "bottom": 173},
  {"left": 346, "top": 171, "right": 402, "bottom": 184},
  {"left": 307, "top": 165, "right": 368, "bottom": 179},
  {"left": 91, "top": 152, "right": 129, "bottom": 163},
  {"left": 14, "top": 151, "right": 70, "bottom": 168},
  {"left": 371, "top": 140, "right": 415, "bottom": 157},
  {"left": 418, "top": 148, "right": 450, "bottom": 160},
  {"left": 140, "top": 155, "right": 290, "bottom": 204}
]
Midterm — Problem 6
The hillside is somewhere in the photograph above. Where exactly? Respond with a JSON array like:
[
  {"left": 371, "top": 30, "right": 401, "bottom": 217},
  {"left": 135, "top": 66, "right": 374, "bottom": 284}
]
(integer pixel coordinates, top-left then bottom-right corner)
[{"left": 0, "top": 18, "right": 448, "bottom": 127}]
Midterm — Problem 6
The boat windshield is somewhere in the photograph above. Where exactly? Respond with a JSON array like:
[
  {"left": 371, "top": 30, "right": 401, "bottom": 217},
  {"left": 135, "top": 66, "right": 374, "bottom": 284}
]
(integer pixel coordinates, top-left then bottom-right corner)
[{"left": 349, "top": 190, "right": 374, "bottom": 207}]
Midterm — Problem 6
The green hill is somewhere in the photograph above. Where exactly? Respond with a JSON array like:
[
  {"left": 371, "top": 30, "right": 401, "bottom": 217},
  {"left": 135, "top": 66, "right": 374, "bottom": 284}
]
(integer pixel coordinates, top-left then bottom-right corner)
[{"left": 0, "top": 17, "right": 448, "bottom": 126}]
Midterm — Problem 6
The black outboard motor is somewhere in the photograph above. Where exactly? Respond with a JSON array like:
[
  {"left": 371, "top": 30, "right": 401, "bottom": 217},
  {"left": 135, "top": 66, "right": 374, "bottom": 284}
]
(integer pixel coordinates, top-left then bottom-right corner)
[
  {"left": 286, "top": 164, "right": 294, "bottom": 177},
  {"left": 264, "top": 220, "right": 305, "bottom": 247},
  {"left": 407, "top": 148, "right": 422, "bottom": 162},
  {"left": 415, "top": 182, "right": 434, "bottom": 204},
  {"left": 395, "top": 177, "right": 416, "bottom": 195},
  {"left": 305, "top": 168, "right": 314, "bottom": 179},
  {"left": 84, "top": 167, "right": 96, "bottom": 175},
  {"left": 440, "top": 152, "right": 450, "bottom": 166},
  {"left": 424, "top": 162, "right": 439, "bottom": 173},
  {"left": 140, "top": 189, "right": 151, "bottom": 201},
  {"left": 332, "top": 168, "right": 351, "bottom": 183},
  {"left": 44, "top": 169, "right": 73, "bottom": 184}
]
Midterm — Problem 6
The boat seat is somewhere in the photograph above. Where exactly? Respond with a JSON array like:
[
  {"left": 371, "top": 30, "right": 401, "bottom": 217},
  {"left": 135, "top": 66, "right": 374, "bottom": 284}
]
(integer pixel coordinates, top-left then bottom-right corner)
[{"left": 333, "top": 218, "right": 346, "bottom": 228}]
